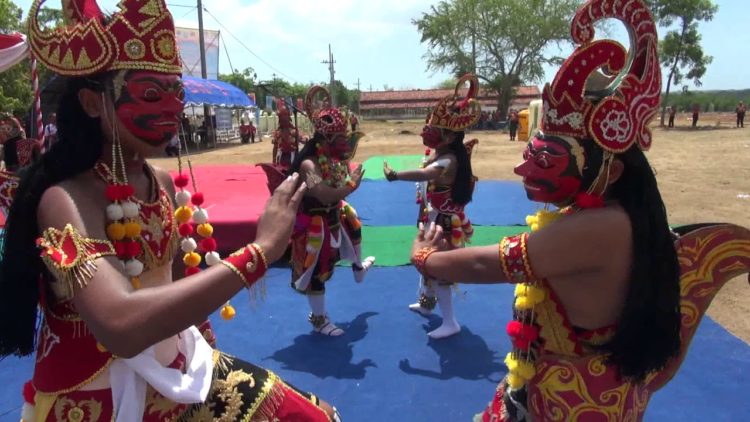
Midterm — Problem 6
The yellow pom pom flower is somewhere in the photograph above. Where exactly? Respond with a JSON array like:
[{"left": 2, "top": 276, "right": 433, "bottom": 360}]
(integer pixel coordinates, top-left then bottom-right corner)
[
  {"left": 175, "top": 206, "right": 193, "bottom": 224},
  {"left": 124, "top": 222, "right": 141, "bottom": 238},
  {"left": 220, "top": 304, "right": 236, "bottom": 320},
  {"left": 106, "top": 223, "right": 126, "bottom": 241},
  {"left": 196, "top": 223, "right": 214, "bottom": 238},
  {"left": 183, "top": 252, "right": 202, "bottom": 268}
]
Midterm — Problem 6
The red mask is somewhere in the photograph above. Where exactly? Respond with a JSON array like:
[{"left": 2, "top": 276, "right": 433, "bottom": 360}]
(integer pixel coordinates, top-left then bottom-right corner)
[
  {"left": 327, "top": 134, "right": 351, "bottom": 160},
  {"left": 421, "top": 125, "right": 443, "bottom": 149},
  {"left": 514, "top": 136, "right": 582, "bottom": 204},
  {"left": 115, "top": 72, "right": 184, "bottom": 145}
]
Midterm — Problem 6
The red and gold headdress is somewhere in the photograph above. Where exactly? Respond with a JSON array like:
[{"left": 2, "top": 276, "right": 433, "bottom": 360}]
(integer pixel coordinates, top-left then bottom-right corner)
[
  {"left": 541, "top": 0, "right": 660, "bottom": 153},
  {"left": 28, "top": 0, "right": 181, "bottom": 77},
  {"left": 304, "top": 85, "right": 349, "bottom": 136},
  {"left": 428, "top": 73, "right": 482, "bottom": 131}
]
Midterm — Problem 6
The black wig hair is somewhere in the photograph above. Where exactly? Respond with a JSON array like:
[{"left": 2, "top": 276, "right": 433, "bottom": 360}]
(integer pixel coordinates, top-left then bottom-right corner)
[
  {"left": 598, "top": 145, "right": 681, "bottom": 382},
  {"left": 445, "top": 130, "right": 474, "bottom": 205},
  {"left": 0, "top": 74, "right": 110, "bottom": 357}
]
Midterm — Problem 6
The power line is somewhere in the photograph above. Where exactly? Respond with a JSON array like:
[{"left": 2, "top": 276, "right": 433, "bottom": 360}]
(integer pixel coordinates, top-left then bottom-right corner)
[
  {"left": 219, "top": 32, "right": 235, "bottom": 75},
  {"left": 200, "top": 5, "right": 298, "bottom": 83}
]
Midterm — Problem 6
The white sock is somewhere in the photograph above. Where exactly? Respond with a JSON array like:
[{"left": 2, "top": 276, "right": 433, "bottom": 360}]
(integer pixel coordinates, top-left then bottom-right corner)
[
  {"left": 307, "top": 294, "right": 344, "bottom": 336},
  {"left": 428, "top": 284, "right": 461, "bottom": 339}
]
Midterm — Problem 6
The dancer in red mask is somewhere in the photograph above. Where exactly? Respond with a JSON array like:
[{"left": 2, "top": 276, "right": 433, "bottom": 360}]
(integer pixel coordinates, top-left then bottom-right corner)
[
  {"left": 410, "top": 0, "right": 750, "bottom": 420},
  {"left": 272, "top": 98, "right": 299, "bottom": 168},
  {"left": 0, "top": 1, "right": 340, "bottom": 420},
  {"left": 384, "top": 74, "right": 480, "bottom": 339},
  {"left": 287, "top": 86, "right": 375, "bottom": 336}
]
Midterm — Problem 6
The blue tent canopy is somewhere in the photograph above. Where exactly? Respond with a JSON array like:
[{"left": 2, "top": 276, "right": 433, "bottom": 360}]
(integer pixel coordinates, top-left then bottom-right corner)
[{"left": 183, "top": 76, "right": 255, "bottom": 108}]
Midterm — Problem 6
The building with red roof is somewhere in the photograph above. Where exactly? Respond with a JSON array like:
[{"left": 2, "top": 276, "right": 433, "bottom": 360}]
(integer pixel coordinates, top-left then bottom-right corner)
[{"left": 359, "top": 85, "right": 540, "bottom": 120}]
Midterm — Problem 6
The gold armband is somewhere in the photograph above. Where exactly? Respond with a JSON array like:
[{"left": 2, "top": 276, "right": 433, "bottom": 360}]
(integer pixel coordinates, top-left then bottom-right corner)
[
  {"left": 499, "top": 232, "right": 537, "bottom": 284},
  {"left": 37, "top": 224, "right": 116, "bottom": 299}
]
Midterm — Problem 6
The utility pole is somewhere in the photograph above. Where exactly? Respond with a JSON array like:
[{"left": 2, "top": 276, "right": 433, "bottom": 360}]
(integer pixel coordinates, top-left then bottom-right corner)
[
  {"left": 355, "top": 78, "right": 361, "bottom": 91},
  {"left": 321, "top": 44, "right": 336, "bottom": 106},
  {"left": 197, "top": 0, "right": 212, "bottom": 146}
]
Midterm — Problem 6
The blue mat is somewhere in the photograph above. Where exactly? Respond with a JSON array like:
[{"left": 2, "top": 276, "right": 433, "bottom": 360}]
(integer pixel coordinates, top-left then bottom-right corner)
[
  {"left": 3, "top": 266, "right": 747, "bottom": 421},
  {"left": 349, "top": 180, "right": 540, "bottom": 226}
]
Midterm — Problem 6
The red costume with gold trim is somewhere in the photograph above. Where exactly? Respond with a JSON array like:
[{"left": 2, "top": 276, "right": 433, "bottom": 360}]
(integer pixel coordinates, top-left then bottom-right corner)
[
  {"left": 16, "top": 1, "right": 334, "bottom": 420},
  {"left": 479, "top": 1, "right": 750, "bottom": 420}
]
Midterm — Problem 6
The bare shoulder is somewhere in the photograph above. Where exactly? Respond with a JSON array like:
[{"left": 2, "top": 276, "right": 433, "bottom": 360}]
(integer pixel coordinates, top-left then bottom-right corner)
[{"left": 38, "top": 182, "right": 94, "bottom": 237}]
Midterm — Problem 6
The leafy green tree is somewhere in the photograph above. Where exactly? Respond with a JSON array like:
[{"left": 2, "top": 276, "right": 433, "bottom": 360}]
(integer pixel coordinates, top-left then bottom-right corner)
[
  {"left": 0, "top": 1, "right": 63, "bottom": 117},
  {"left": 218, "top": 67, "right": 256, "bottom": 94},
  {"left": 648, "top": 0, "right": 717, "bottom": 126},
  {"left": 414, "top": 0, "right": 580, "bottom": 118}
]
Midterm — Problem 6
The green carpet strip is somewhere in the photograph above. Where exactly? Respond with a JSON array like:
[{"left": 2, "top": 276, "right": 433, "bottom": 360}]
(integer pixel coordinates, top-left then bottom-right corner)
[
  {"left": 341, "top": 225, "right": 529, "bottom": 267},
  {"left": 361, "top": 155, "right": 424, "bottom": 181}
]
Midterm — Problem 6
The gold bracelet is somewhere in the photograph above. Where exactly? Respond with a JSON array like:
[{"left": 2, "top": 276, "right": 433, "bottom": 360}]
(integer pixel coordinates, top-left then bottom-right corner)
[{"left": 411, "top": 246, "right": 438, "bottom": 278}]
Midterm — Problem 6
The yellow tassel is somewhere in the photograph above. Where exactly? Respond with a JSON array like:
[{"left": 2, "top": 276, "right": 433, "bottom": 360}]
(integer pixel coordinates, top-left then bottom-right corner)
[
  {"left": 514, "top": 284, "right": 528, "bottom": 296},
  {"left": 124, "top": 221, "right": 141, "bottom": 238},
  {"left": 513, "top": 360, "right": 536, "bottom": 380},
  {"left": 220, "top": 304, "right": 236, "bottom": 320},
  {"left": 514, "top": 296, "right": 533, "bottom": 310},
  {"left": 183, "top": 252, "right": 202, "bottom": 268},
  {"left": 175, "top": 206, "right": 193, "bottom": 224},
  {"left": 524, "top": 286, "right": 546, "bottom": 304},
  {"left": 504, "top": 352, "right": 518, "bottom": 371},
  {"left": 507, "top": 373, "right": 525, "bottom": 389},
  {"left": 106, "top": 223, "right": 126, "bottom": 241},
  {"left": 197, "top": 223, "right": 214, "bottom": 238},
  {"left": 130, "top": 277, "right": 141, "bottom": 290}
]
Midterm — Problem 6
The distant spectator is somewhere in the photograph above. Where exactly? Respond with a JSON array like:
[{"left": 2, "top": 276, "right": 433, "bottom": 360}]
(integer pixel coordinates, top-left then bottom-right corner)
[
  {"left": 508, "top": 109, "right": 519, "bottom": 141},
  {"left": 180, "top": 113, "right": 192, "bottom": 143},
  {"left": 668, "top": 105, "right": 676, "bottom": 128},
  {"left": 691, "top": 104, "right": 700, "bottom": 128},
  {"left": 165, "top": 134, "right": 179, "bottom": 157},
  {"left": 43, "top": 113, "right": 57, "bottom": 151},
  {"left": 736, "top": 101, "right": 746, "bottom": 128},
  {"left": 350, "top": 113, "right": 359, "bottom": 132}
]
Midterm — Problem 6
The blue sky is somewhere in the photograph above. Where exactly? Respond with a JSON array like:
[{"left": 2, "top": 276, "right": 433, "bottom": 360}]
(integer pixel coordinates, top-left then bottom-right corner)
[{"left": 16, "top": 0, "right": 748, "bottom": 91}]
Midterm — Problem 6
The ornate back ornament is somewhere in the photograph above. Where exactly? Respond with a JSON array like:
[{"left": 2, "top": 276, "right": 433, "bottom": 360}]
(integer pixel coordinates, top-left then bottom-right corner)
[
  {"left": 28, "top": 0, "right": 181, "bottom": 77},
  {"left": 541, "top": 0, "right": 660, "bottom": 153},
  {"left": 304, "top": 85, "right": 349, "bottom": 137},
  {"left": 428, "top": 73, "right": 482, "bottom": 132}
]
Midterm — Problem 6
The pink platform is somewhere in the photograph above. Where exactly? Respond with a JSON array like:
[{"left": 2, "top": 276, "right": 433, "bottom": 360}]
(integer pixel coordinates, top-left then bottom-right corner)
[{"left": 169, "top": 165, "right": 270, "bottom": 253}]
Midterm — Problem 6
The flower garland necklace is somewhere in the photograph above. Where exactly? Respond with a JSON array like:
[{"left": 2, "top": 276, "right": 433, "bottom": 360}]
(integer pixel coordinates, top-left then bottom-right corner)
[
  {"left": 316, "top": 142, "right": 349, "bottom": 188},
  {"left": 173, "top": 142, "right": 237, "bottom": 320},
  {"left": 504, "top": 192, "right": 604, "bottom": 391}
]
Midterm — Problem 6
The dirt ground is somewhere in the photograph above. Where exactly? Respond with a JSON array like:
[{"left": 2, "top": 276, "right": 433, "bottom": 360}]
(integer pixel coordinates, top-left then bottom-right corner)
[{"left": 151, "top": 113, "right": 750, "bottom": 343}]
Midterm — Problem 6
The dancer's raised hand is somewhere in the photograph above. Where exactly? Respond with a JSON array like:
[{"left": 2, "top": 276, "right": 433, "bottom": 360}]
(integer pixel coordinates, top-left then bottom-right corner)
[
  {"left": 255, "top": 173, "right": 306, "bottom": 263},
  {"left": 411, "top": 222, "right": 448, "bottom": 257},
  {"left": 349, "top": 164, "right": 365, "bottom": 190},
  {"left": 383, "top": 161, "right": 397, "bottom": 181}
]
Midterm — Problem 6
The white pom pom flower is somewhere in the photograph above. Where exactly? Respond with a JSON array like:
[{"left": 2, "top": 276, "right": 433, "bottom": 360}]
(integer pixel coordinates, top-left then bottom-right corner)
[
  {"left": 124, "top": 260, "right": 144, "bottom": 277},
  {"left": 205, "top": 251, "right": 222, "bottom": 266},
  {"left": 121, "top": 201, "right": 140, "bottom": 219},
  {"left": 176, "top": 190, "right": 192, "bottom": 207},
  {"left": 193, "top": 208, "right": 209, "bottom": 224},
  {"left": 106, "top": 204, "right": 124, "bottom": 221},
  {"left": 181, "top": 238, "right": 198, "bottom": 253}
]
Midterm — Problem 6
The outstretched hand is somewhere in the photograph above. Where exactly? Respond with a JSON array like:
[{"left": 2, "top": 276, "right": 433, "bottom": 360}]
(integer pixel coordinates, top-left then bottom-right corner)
[
  {"left": 349, "top": 164, "right": 365, "bottom": 190},
  {"left": 383, "top": 161, "right": 397, "bottom": 181},
  {"left": 411, "top": 222, "right": 448, "bottom": 258},
  {"left": 254, "top": 173, "right": 307, "bottom": 263}
]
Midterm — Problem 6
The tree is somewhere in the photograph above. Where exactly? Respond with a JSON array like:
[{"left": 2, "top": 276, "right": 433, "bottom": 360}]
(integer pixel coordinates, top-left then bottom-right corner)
[
  {"left": 648, "top": 0, "right": 717, "bottom": 126},
  {"left": 218, "top": 67, "right": 256, "bottom": 94},
  {"left": 0, "top": 1, "right": 63, "bottom": 117},
  {"left": 436, "top": 78, "right": 458, "bottom": 89},
  {"left": 413, "top": 0, "right": 581, "bottom": 118}
]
